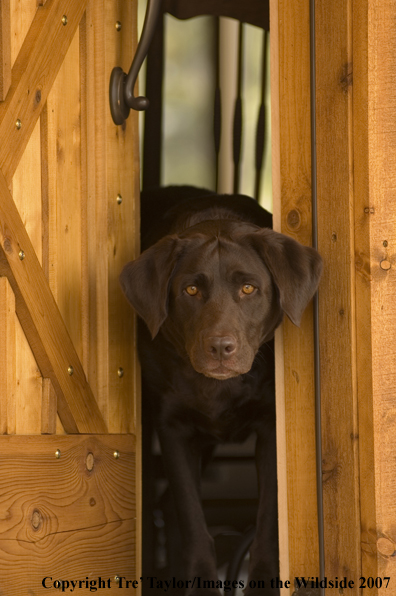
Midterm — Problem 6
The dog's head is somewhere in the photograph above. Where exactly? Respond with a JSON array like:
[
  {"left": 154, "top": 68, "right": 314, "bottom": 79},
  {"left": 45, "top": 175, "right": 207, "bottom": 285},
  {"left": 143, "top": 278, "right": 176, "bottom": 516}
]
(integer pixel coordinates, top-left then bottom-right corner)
[{"left": 120, "top": 220, "right": 322, "bottom": 380}]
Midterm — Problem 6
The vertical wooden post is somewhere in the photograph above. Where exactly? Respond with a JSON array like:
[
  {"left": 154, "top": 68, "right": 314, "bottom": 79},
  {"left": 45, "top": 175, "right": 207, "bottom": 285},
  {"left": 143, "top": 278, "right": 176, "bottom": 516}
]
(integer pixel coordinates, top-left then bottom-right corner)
[
  {"left": 270, "top": 0, "right": 319, "bottom": 586},
  {"left": 315, "top": 0, "right": 362, "bottom": 587}
]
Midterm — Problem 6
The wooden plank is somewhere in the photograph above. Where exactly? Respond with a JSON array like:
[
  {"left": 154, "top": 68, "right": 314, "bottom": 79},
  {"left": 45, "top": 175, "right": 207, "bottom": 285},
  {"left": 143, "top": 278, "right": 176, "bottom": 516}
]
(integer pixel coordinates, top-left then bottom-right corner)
[
  {"left": 83, "top": 0, "right": 108, "bottom": 410},
  {"left": 315, "top": 0, "right": 361, "bottom": 587},
  {"left": 82, "top": 0, "right": 140, "bottom": 431},
  {"left": 0, "top": 277, "right": 15, "bottom": 434},
  {"left": 0, "top": 0, "right": 87, "bottom": 185},
  {"left": 105, "top": 0, "right": 140, "bottom": 433},
  {"left": 0, "top": 434, "right": 136, "bottom": 595},
  {"left": 270, "top": 0, "right": 319, "bottom": 585},
  {"left": 45, "top": 28, "right": 85, "bottom": 363},
  {"left": 12, "top": 119, "right": 44, "bottom": 434},
  {"left": 367, "top": 0, "right": 396, "bottom": 587},
  {"left": 104, "top": 5, "right": 141, "bottom": 584},
  {"left": 0, "top": 0, "right": 11, "bottom": 100},
  {"left": 352, "top": 0, "right": 378, "bottom": 583},
  {"left": 41, "top": 378, "right": 57, "bottom": 434},
  {"left": 10, "top": 0, "right": 37, "bottom": 67},
  {"left": 15, "top": 317, "right": 43, "bottom": 434},
  {"left": 0, "top": 169, "right": 107, "bottom": 434}
]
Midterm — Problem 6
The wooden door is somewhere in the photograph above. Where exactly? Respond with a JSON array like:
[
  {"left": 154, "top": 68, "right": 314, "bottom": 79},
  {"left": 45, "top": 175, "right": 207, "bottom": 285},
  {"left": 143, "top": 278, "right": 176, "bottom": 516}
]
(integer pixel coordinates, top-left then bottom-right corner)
[{"left": 0, "top": 0, "right": 140, "bottom": 592}]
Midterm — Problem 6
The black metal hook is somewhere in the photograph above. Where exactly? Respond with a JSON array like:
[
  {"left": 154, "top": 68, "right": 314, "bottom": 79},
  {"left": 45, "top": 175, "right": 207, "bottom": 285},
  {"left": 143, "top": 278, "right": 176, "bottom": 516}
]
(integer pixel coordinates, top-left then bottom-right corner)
[{"left": 109, "top": 0, "right": 162, "bottom": 125}]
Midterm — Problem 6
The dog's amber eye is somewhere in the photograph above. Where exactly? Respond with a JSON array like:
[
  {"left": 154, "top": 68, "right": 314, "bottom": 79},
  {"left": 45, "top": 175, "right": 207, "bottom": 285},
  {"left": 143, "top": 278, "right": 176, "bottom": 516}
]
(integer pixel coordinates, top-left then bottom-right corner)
[
  {"left": 185, "top": 285, "right": 198, "bottom": 296},
  {"left": 242, "top": 284, "right": 255, "bottom": 295}
]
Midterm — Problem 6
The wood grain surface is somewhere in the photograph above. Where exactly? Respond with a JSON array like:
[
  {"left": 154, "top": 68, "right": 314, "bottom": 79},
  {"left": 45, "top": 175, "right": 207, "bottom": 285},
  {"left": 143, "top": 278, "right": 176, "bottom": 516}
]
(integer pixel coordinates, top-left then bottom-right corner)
[
  {"left": 270, "top": 0, "right": 319, "bottom": 586},
  {"left": 0, "top": 434, "right": 136, "bottom": 595}
]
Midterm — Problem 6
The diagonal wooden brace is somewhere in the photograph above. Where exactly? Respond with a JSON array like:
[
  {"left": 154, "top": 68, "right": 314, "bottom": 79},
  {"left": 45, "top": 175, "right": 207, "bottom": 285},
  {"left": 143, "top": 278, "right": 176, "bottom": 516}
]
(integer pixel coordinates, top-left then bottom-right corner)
[
  {"left": 0, "top": 0, "right": 87, "bottom": 183},
  {"left": 0, "top": 170, "right": 107, "bottom": 434}
]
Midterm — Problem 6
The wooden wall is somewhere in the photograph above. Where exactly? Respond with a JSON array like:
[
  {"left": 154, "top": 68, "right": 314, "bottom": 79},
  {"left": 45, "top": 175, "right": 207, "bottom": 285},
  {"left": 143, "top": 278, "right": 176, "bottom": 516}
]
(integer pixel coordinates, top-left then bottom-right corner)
[
  {"left": 0, "top": 0, "right": 140, "bottom": 592},
  {"left": 272, "top": 0, "right": 396, "bottom": 592},
  {"left": 0, "top": 0, "right": 140, "bottom": 436}
]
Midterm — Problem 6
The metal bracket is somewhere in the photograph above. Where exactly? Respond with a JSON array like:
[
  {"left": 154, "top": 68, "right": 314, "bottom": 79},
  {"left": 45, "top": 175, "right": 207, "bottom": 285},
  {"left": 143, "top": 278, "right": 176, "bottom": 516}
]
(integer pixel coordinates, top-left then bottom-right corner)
[{"left": 109, "top": 0, "right": 162, "bottom": 124}]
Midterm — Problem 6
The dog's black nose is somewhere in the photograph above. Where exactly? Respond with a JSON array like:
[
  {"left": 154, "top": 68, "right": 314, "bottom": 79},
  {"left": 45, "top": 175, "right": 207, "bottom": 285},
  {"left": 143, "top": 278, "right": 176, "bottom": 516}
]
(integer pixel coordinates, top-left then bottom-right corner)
[{"left": 205, "top": 336, "right": 237, "bottom": 360}]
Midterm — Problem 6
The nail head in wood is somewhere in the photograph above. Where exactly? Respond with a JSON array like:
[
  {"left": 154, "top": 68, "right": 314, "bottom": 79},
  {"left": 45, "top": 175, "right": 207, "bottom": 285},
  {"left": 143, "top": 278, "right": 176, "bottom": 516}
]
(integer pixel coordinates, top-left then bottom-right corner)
[
  {"left": 68, "top": 365, "right": 74, "bottom": 376},
  {"left": 117, "top": 367, "right": 124, "bottom": 377},
  {"left": 55, "top": 449, "right": 61, "bottom": 459},
  {"left": 16, "top": 119, "right": 22, "bottom": 130},
  {"left": 62, "top": 15, "right": 68, "bottom": 25},
  {"left": 113, "top": 450, "right": 120, "bottom": 459},
  {"left": 115, "top": 21, "right": 122, "bottom": 31},
  {"left": 117, "top": 194, "right": 123, "bottom": 205},
  {"left": 380, "top": 260, "right": 391, "bottom": 271},
  {"left": 18, "top": 250, "right": 25, "bottom": 260}
]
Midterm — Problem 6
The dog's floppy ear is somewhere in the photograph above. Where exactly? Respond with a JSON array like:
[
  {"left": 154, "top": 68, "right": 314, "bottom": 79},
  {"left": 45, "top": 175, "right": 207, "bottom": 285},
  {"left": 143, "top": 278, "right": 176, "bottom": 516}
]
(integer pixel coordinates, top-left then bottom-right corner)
[
  {"left": 248, "top": 228, "right": 323, "bottom": 326},
  {"left": 120, "top": 235, "right": 185, "bottom": 338}
]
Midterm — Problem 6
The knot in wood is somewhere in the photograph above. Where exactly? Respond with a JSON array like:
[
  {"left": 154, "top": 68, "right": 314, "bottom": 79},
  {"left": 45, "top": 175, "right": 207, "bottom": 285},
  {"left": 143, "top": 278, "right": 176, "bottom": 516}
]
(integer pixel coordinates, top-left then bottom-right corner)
[
  {"left": 85, "top": 452, "right": 94, "bottom": 471},
  {"left": 286, "top": 209, "right": 301, "bottom": 231},
  {"left": 377, "top": 537, "right": 395, "bottom": 557},
  {"left": 31, "top": 509, "right": 42, "bottom": 530},
  {"left": 3, "top": 237, "right": 12, "bottom": 254}
]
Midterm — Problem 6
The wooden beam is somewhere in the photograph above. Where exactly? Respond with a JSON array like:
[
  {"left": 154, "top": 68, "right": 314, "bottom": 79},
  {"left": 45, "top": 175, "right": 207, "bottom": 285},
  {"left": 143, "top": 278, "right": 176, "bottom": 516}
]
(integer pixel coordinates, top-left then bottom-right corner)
[
  {"left": 0, "top": 0, "right": 87, "bottom": 185},
  {"left": 0, "top": 434, "right": 135, "bottom": 595},
  {"left": 0, "top": 170, "right": 107, "bottom": 434},
  {"left": 0, "top": 0, "right": 11, "bottom": 101}
]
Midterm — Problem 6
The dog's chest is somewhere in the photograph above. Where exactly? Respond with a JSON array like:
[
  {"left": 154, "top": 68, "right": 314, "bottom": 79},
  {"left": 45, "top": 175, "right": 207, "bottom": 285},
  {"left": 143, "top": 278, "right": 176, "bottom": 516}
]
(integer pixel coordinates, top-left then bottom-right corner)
[{"left": 167, "top": 375, "right": 272, "bottom": 443}]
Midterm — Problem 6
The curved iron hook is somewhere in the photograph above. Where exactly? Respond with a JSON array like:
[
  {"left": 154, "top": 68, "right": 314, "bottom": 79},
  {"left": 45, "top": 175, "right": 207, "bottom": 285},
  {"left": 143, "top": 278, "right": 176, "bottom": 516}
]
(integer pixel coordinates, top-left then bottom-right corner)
[{"left": 109, "top": 0, "right": 162, "bottom": 125}]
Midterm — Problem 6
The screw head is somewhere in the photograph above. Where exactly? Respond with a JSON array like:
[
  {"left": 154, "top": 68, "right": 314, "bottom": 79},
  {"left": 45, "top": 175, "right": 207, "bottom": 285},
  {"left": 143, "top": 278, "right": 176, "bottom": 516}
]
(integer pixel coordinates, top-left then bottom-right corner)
[
  {"left": 18, "top": 250, "right": 25, "bottom": 260},
  {"left": 113, "top": 450, "right": 120, "bottom": 459},
  {"left": 115, "top": 576, "right": 120, "bottom": 583},
  {"left": 16, "top": 119, "right": 22, "bottom": 130},
  {"left": 117, "top": 367, "right": 124, "bottom": 378},
  {"left": 67, "top": 365, "right": 74, "bottom": 376},
  {"left": 115, "top": 21, "right": 122, "bottom": 31},
  {"left": 62, "top": 15, "right": 68, "bottom": 25},
  {"left": 117, "top": 194, "right": 123, "bottom": 205},
  {"left": 55, "top": 449, "right": 61, "bottom": 459}
]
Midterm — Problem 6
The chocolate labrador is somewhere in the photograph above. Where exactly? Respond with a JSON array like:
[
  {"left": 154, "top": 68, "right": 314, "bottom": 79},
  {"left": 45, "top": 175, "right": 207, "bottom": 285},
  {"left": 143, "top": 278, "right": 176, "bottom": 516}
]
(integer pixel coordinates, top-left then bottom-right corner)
[{"left": 120, "top": 186, "right": 322, "bottom": 595}]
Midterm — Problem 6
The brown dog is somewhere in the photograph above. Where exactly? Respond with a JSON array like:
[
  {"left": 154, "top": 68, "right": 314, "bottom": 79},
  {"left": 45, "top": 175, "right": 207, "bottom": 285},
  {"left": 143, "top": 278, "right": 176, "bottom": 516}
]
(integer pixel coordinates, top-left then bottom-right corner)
[{"left": 120, "top": 186, "right": 322, "bottom": 595}]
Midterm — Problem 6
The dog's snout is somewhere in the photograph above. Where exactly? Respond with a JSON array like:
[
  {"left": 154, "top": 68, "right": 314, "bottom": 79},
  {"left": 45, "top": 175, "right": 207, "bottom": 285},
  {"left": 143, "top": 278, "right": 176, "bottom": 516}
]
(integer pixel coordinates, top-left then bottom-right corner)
[{"left": 205, "top": 336, "right": 237, "bottom": 360}]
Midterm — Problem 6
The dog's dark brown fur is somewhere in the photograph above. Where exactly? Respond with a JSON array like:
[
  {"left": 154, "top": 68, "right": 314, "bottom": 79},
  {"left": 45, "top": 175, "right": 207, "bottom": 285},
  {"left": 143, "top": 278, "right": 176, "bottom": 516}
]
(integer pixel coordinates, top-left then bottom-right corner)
[{"left": 120, "top": 186, "right": 322, "bottom": 595}]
